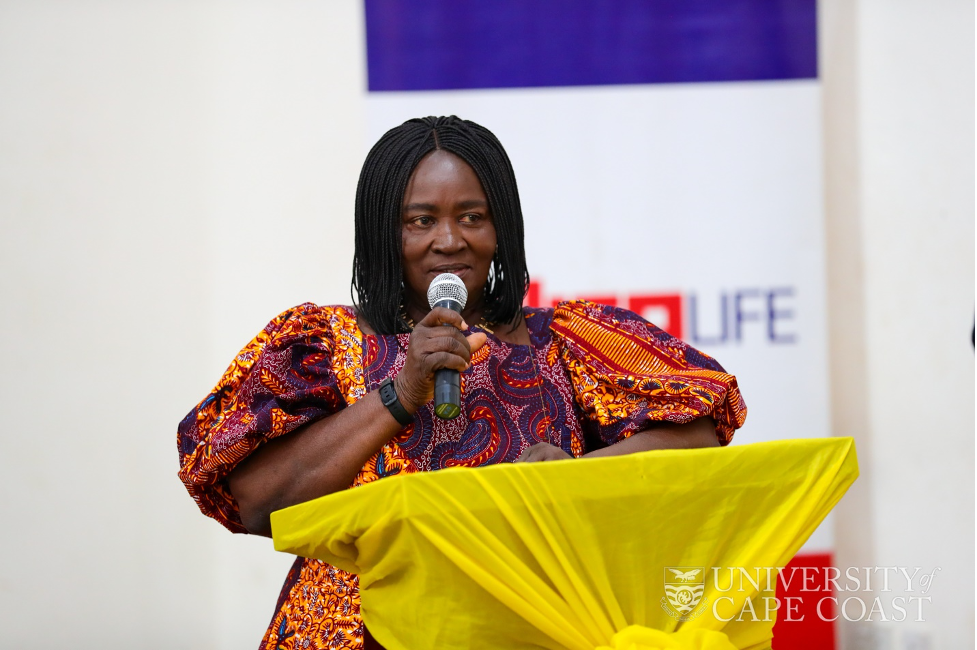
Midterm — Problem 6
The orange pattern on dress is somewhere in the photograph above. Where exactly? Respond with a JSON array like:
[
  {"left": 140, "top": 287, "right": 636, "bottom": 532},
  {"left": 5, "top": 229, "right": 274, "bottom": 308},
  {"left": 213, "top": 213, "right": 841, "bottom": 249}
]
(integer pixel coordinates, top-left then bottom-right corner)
[
  {"left": 177, "top": 305, "right": 418, "bottom": 650},
  {"left": 178, "top": 304, "right": 340, "bottom": 532},
  {"left": 250, "top": 306, "right": 418, "bottom": 650},
  {"left": 552, "top": 301, "right": 746, "bottom": 444}
]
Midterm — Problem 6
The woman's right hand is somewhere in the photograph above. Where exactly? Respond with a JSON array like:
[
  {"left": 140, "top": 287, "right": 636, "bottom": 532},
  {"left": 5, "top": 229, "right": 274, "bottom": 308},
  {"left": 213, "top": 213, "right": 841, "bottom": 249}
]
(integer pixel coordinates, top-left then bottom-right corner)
[{"left": 394, "top": 307, "right": 487, "bottom": 413}]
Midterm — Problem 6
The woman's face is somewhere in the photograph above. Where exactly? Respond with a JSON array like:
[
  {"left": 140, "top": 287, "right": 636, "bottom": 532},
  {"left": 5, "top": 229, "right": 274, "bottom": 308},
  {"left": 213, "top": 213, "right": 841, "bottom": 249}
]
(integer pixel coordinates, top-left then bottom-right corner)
[{"left": 401, "top": 150, "right": 497, "bottom": 318}]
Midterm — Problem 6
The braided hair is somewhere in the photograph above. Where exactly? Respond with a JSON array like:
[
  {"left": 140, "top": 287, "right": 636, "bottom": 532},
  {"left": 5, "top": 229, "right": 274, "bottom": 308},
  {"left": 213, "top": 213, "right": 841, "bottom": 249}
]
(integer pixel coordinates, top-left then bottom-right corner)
[{"left": 352, "top": 116, "right": 530, "bottom": 335}]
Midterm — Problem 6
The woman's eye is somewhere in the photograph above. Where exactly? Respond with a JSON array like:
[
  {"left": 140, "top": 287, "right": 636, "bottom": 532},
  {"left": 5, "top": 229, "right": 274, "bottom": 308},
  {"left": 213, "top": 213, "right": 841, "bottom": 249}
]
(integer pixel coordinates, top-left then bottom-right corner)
[
  {"left": 411, "top": 216, "right": 433, "bottom": 226},
  {"left": 460, "top": 213, "right": 481, "bottom": 223}
]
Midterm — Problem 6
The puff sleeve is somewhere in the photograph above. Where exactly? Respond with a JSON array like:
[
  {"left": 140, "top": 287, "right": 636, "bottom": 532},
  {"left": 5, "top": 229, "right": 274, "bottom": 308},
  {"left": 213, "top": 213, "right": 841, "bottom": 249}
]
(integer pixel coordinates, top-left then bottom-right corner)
[
  {"left": 177, "top": 304, "right": 354, "bottom": 532},
  {"left": 551, "top": 301, "right": 747, "bottom": 447}
]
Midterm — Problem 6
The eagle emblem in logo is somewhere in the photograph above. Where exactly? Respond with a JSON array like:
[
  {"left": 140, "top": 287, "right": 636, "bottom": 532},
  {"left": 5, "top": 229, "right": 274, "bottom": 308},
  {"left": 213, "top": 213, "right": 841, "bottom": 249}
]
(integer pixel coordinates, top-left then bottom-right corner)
[{"left": 662, "top": 567, "right": 707, "bottom": 620}]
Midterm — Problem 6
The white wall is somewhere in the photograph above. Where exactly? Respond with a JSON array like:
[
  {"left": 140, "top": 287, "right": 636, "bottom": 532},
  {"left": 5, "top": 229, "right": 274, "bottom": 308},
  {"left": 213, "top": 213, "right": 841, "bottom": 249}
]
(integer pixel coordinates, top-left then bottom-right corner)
[
  {"left": 0, "top": 1, "right": 365, "bottom": 647},
  {"left": 821, "top": 0, "right": 975, "bottom": 648},
  {"left": 0, "top": 1, "right": 972, "bottom": 648}
]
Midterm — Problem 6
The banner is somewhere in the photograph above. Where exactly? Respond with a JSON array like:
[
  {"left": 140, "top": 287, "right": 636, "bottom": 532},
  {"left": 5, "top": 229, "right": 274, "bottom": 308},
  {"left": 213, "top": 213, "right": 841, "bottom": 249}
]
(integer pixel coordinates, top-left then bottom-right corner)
[{"left": 363, "top": 8, "right": 832, "bottom": 643}]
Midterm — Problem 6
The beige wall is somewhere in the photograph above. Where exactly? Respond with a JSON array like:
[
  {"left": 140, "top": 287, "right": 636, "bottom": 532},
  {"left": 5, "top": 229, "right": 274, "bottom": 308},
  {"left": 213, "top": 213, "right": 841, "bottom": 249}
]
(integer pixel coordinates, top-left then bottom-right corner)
[
  {"left": 0, "top": 1, "right": 972, "bottom": 648},
  {"left": 0, "top": 1, "right": 365, "bottom": 647},
  {"left": 821, "top": 0, "right": 975, "bottom": 648}
]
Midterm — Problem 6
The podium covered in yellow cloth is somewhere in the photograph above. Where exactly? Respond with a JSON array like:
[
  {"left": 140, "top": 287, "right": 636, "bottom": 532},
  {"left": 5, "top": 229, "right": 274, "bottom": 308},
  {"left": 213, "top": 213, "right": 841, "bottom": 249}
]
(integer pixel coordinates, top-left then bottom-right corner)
[{"left": 272, "top": 438, "right": 857, "bottom": 650}]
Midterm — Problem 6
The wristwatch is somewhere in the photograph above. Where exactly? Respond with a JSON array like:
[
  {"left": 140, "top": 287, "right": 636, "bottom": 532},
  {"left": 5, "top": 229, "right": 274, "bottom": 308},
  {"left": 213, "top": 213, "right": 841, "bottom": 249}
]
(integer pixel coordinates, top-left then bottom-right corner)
[{"left": 378, "top": 377, "right": 413, "bottom": 426}]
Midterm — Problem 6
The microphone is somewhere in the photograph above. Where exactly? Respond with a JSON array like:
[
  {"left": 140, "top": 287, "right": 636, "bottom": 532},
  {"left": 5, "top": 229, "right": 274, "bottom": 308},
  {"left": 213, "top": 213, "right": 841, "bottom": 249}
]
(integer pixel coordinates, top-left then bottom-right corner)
[{"left": 427, "top": 273, "right": 469, "bottom": 420}]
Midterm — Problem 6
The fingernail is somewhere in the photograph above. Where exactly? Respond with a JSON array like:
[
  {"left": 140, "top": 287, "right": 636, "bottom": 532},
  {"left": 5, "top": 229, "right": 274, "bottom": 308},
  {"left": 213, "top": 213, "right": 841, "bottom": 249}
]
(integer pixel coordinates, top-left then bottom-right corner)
[{"left": 461, "top": 320, "right": 469, "bottom": 330}]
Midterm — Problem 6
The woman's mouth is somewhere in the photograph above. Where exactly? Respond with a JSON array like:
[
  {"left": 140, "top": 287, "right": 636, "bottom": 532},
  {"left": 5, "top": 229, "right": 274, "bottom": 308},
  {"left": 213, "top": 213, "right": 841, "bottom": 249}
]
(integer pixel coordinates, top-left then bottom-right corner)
[{"left": 430, "top": 266, "right": 470, "bottom": 276}]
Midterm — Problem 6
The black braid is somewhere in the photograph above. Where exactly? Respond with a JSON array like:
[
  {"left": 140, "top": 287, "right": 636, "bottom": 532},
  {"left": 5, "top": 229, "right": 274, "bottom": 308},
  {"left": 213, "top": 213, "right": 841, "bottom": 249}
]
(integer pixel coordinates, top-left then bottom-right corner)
[{"left": 352, "top": 116, "right": 530, "bottom": 335}]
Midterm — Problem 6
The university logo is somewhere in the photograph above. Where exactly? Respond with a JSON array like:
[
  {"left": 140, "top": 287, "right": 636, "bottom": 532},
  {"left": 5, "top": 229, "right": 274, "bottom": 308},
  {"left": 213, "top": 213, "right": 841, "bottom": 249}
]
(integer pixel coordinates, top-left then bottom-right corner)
[{"left": 661, "top": 567, "right": 708, "bottom": 621}]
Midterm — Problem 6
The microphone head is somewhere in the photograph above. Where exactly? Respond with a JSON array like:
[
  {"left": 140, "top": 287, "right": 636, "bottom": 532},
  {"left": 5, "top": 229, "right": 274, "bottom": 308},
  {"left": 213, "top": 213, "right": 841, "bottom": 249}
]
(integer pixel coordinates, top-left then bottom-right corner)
[{"left": 427, "top": 273, "right": 469, "bottom": 311}]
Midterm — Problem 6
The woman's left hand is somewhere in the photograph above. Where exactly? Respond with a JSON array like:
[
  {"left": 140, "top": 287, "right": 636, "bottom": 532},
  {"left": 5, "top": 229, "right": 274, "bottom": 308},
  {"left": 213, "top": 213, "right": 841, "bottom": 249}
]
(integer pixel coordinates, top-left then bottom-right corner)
[{"left": 515, "top": 443, "right": 572, "bottom": 463}]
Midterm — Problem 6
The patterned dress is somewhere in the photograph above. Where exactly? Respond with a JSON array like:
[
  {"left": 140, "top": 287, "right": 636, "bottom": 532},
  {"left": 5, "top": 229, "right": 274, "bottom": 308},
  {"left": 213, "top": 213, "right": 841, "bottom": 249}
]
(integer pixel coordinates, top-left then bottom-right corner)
[{"left": 177, "top": 301, "right": 747, "bottom": 649}]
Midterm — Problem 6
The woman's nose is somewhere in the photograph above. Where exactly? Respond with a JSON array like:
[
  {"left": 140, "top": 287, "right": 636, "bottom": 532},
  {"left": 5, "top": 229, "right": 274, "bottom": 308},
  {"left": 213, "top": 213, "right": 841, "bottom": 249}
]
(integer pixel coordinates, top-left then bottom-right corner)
[{"left": 431, "top": 220, "right": 465, "bottom": 253}]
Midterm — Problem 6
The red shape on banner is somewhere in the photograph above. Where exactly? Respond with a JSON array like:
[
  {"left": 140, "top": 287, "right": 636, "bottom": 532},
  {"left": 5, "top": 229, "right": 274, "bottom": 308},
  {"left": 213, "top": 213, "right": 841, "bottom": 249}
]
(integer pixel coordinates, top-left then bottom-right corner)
[
  {"left": 526, "top": 280, "right": 620, "bottom": 309},
  {"left": 771, "top": 552, "right": 837, "bottom": 650},
  {"left": 525, "top": 280, "right": 542, "bottom": 308},
  {"left": 628, "top": 294, "right": 684, "bottom": 338}
]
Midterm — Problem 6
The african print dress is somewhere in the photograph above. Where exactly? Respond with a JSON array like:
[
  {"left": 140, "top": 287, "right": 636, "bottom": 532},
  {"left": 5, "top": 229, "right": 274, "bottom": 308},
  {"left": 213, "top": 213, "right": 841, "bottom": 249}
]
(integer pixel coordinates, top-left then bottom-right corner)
[{"left": 177, "top": 301, "right": 747, "bottom": 649}]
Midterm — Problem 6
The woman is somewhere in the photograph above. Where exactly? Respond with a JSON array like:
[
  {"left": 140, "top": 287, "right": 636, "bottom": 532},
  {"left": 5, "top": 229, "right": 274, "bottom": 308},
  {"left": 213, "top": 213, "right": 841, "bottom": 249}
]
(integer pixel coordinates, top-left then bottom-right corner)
[{"left": 177, "top": 116, "right": 747, "bottom": 649}]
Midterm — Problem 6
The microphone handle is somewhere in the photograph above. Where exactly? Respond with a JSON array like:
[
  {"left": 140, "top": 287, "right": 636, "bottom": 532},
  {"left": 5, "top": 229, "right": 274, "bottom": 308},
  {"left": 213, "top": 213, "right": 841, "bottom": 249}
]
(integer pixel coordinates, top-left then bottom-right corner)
[
  {"left": 432, "top": 297, "right": 464, "bottom": 420},
  {"left": 434, "top": 368, "right": 461, "bottom": 420}
]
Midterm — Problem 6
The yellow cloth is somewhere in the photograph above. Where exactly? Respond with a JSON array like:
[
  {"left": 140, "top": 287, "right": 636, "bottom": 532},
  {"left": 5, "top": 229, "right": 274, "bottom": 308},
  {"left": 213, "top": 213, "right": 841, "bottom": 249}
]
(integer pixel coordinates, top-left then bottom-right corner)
[
  {"left": 272, "top": 438, "right": 858, "bottom": 650},
  {"left": 596, "top": 626, "right": 738, "bottom": 650}
]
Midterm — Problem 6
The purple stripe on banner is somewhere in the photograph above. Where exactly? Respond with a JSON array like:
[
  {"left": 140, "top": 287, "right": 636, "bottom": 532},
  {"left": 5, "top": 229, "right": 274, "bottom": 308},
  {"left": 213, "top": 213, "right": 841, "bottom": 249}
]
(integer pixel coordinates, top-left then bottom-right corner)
[{"left": 365, "top": 0, "right": 817, "bottom": 92}]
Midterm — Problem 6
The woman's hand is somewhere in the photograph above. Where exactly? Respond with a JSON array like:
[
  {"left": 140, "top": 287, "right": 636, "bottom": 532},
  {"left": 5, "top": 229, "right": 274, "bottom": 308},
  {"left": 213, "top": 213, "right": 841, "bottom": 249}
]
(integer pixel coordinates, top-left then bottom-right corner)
[
  {"left": 394, "top": 307, "right": 487, "bottom": 413},
  {"left": 515, "top": 442, "right": 573, "bottom": 463},
  {"left": 515, "top": 418, "right": 720, "bottom": 467}
]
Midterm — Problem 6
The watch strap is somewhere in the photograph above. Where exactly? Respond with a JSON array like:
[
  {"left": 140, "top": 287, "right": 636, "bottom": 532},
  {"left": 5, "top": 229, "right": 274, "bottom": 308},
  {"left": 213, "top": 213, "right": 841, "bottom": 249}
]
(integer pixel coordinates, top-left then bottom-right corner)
[{"left": 378, "top": 377, "right": 413, "bottom": 426}]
